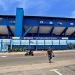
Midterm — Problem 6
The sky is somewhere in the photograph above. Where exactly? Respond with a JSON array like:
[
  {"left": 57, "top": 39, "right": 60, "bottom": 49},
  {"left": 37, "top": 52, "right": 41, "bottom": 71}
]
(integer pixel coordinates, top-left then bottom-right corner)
[{"left": 0, "top": 0, "right": 75, "bottom": 18}]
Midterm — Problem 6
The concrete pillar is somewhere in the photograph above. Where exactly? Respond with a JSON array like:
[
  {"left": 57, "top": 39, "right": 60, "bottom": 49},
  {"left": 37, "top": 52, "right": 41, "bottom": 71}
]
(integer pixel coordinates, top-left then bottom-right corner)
[{"left": 14, "top": 8, "right": 24, "bottom": 37}]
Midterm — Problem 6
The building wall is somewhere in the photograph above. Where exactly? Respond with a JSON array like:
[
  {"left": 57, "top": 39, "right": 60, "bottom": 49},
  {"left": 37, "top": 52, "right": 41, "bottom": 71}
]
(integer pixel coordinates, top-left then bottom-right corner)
[{"left": 0, "top": 38, "right": 75, "bottom": 52}]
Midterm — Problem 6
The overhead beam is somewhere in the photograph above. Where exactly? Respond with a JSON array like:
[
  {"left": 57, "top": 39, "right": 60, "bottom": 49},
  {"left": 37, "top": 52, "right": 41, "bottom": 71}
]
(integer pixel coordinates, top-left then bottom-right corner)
[
  {"left": 50, "top": 27, "right": 54, "bottom": 35},
  {"left": 23, "top": 26, "right": 25, "bottom": 35},
  {"left": 0, "top": 16, "right": 75, "bottom": 27},
  {"left": 37, "top": 26, "right": 40, "bottom": 37},
  {"left": 23, "top": 26, "right": 32, "bottom": 37},
  {"left": 23, "top": 17, "right": 75, "bottom": 27},
  {"left": 71, "top": 32, "right": 75, "bottom": 36},
  {"left": 23, "top": 33, "right": 75, "bottom": 37},
  {"left": 60, "top": 27, "right": 68, "bottom": 35},
  {"left": 37, "top": 26, "right": 39, "bottom": 33},
  {"left": 0, "top": 34, "right": 13, "bottom": 39},
  {"left": 0, "top": 34, "right": 13, "bottom": 36},
  {"left": 7, "top": 26, "right": 14, "bottom": 36},
  {"left": 0, "top": 11, "right": 75, "bottom": 27}
]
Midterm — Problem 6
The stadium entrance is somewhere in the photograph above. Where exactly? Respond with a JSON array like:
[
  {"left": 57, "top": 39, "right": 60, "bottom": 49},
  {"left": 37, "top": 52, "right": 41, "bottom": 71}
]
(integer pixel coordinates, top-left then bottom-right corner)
[{"left": 0, "top": 38, "right": 75, "bottom": 52}]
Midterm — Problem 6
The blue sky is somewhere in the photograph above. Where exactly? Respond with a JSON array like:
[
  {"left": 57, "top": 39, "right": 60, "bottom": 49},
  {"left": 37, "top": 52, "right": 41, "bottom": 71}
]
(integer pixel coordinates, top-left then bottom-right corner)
[{"left": 0, "top": 0, "right": 75, "bottom": 18}]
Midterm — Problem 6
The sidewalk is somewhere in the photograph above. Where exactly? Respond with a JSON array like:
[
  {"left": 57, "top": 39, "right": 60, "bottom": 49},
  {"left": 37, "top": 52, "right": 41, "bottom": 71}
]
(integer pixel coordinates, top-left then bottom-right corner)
[
  {"left": 0, "top": 59, "right": 75, "bottom": 73},
  {"left": 0, "top": 50, "right": 75, "bottom": 55}
]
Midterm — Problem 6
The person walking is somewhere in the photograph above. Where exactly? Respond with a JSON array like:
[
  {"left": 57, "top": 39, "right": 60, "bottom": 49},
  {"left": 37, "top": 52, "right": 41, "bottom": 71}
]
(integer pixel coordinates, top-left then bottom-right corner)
[{"left": 47, "top": 49, "right": 53, "bottom": 63}]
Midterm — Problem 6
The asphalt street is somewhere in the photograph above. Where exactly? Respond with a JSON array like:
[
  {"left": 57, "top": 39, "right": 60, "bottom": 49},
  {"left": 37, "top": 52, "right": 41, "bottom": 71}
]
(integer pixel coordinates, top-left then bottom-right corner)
[
  {"left": 0, "top": 64, "right": 75, "bottom": 75},
  {"left": 0, "top": 51, "right": 75, "bottom": 67},
  {"left": 0, "top": 51, "right": 75, "bottom": 75}
]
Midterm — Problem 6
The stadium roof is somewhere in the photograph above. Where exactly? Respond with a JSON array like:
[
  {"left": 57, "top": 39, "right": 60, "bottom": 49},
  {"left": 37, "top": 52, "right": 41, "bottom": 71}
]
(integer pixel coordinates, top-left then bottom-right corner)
[{"left": 0, "top": 15, "right": 75, "bottom": 38}]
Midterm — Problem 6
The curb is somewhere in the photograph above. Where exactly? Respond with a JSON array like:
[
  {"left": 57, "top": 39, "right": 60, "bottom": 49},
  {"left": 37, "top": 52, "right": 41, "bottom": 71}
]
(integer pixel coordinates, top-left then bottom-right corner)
[{"left": 0, "top": 50, "right": 75, "bottom": 55}]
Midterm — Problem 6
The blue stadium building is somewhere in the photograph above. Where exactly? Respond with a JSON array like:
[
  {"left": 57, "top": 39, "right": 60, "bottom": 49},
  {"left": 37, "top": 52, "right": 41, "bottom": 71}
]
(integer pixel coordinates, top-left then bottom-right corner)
[{"left": 0, "top": 8, "right": 75, "bottom": 52}]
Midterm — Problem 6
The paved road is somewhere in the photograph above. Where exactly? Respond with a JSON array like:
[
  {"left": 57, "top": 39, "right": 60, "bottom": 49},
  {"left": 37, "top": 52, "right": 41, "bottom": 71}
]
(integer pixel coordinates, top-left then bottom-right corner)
[
  {"left": 0, "top": 51, "right": 75, "bottom": 75},
  {"left": 0, "top": 63, "right": 75, "bottom": 75},
  {"left": 0, "top": 51, "right": 75, "bottom": 67}
]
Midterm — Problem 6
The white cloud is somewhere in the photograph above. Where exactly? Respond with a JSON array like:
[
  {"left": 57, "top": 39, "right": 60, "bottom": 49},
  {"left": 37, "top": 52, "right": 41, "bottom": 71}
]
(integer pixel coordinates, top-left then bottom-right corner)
[
  {"left": 0, "top": 1, "right": 7, "bottom": 11},
  {"left": 71, "top": 10, "right": 75, "bottom": 18},
  {"left": 0, "top": 0, "right": 17, "bottom": 11},
  {"left": 17, "top": 0, "right": 60, "bottom": 16},
  {"left": 0, "top": 0, "right": 60, "bottom": 15}
]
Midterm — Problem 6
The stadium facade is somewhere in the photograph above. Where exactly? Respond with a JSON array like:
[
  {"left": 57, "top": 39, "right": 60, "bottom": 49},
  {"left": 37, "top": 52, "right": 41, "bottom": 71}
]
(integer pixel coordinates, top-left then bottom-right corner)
[{"left": 0, "top": 8, "right": 75, "bottom": 52}]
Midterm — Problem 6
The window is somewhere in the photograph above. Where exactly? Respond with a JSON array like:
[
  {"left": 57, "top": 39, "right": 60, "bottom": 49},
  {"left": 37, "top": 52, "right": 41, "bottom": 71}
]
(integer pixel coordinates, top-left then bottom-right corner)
[
  {"left": 40, "top": 21, "right": 43, "bottom": 24},
  {"left": 45, "top": 40, "right": 52, "bottom": 45},
  {"left": 12, "top": 40, "right": 20, "bottom": 45},
  {"left": 30, "top": 40, "right": 36, "bottom": 45},
  {"left": 2, "top": 39, "right": 11, "bottom": 45},
  {"left": 2, "top": 39, "right": 11, "bottom": 52},
  {"left": 53, "top": 40, "right": 59, "bottom": 45},
  {"left": 60, "top": 40, "right": 67, "bottom": 45},
  {"left": 70, "top": 23, "right": 74, "bottom": 25},
  {"left": 49, "top": 21, "right": 53, "bottom": 24},
  {"left": 21, "top": 40, "right": 29, "bottom": 45},
  {"left": 37, "top": 40, "right": 44, "bottom": 45},
  {"left": 57, "top": 22, "right": 63, "bottom": 25},
  {"left": 67, "top": 40, "right": 75, "bottom": 44}
]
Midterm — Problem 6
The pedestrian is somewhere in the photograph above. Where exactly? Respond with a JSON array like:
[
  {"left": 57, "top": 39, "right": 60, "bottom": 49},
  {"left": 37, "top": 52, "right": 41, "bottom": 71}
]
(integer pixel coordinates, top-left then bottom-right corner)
[{"left": 47, "top": 49, "right": 53, "bottom": 63}]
